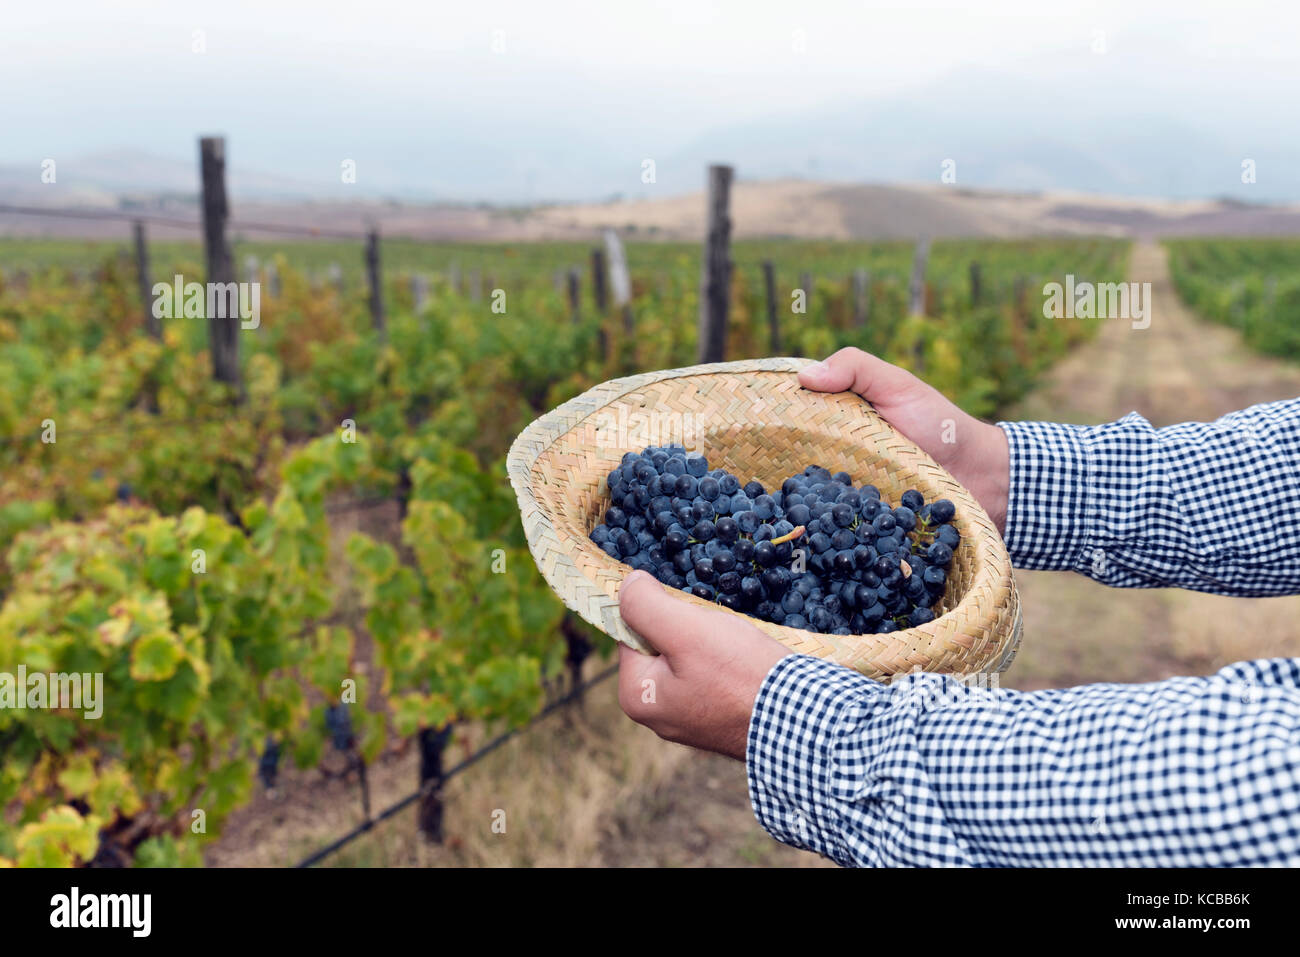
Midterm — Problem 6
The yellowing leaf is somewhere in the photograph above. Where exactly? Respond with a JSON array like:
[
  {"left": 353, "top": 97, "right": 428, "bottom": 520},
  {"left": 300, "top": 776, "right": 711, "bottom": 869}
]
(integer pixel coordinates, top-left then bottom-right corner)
[
  {"left": 56, "top": 753, "right": 97, "bottom": 799},
  {"left": 97, "top": 614, "right": 131, "bottom": 649},
  {"left": 16, "top": 805, "right": 101, "bottom": 867},
  {"left": 90, "top": 763, "right": 143, "bottom": 818},
  {"left": 130, "top": 631, "right": 184, "bottom": 681}
]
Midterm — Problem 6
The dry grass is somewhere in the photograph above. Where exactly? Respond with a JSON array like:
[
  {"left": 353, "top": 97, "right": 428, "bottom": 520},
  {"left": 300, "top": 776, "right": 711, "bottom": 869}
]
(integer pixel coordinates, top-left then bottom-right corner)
[{"left": 208, "top": 664, "right": 824, "bottom": 867}]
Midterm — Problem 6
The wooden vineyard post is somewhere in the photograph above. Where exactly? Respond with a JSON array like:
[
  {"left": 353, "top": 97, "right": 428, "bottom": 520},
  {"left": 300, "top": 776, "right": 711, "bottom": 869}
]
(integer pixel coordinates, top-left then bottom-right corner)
[
  {"left": 266, "top": 262, "right": 280, "bottom": 299},
  {"left": 909, "top": 237, "right": 930, "bottom": 316},
  {"left": 969, "top": 261, "right": 982, "bottom": 307},
  {"left": 411, "top": 273, "right": 428, "bottom": 314},
  {"left": 908, "top": 238, "right": 931, "bottom": 374},
  {"left": 851, "top": 267, "right": 869, "bottom": 328},
  {"left": 365, "top": 229, "right": 385, "bottom": 337},
  {"left": 417, "top": 724, "right": 454, "bottom": 843},
  {"left": 567, "top": 267, "right": 581, "bottom": 324},
  {"left": 356, "top": 755, "right": 372, "bottom": 823},
  {"left": 761, "top": 260, "right": 780, "bottom": 352},
  {"left": 134, "top": 220, "right": 162, "bottom": 414},
  {"left": 697, "top": 163, "right": 733, "bottom": 364},
  {"left": 604, "top": 229, "right": 634, "bottom": 337},
  {"left": 590, "top": 246, "right": 608, "bottom": 314},
  {"left": 561, "top": 613, "right": 593, "bottom": 715},
  {"left": 448, "top": 261, "right": 461, "bottom": 296},
  {"left": 133, "top": 220, "right": 161, "bottom": 341},
  {"left": 199, "top": 136, "right": 241, "bottom": 393},
  {"left": 244, "top": 254, "right": 259, "bottom": 286}
]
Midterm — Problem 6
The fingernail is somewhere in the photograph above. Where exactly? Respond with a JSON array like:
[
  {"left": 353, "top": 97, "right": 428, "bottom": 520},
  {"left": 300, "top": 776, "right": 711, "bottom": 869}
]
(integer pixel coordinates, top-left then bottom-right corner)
[
  {"left": 623, "top": 569, "right": 651, "bottom": 587},
  {"left": 804, "top": 360, "right": 829, "bottom": 377}
]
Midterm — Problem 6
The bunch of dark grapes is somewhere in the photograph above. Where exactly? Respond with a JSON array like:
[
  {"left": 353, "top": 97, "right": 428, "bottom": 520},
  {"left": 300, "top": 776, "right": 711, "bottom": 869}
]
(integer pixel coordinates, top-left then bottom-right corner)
[
  {"left": 325, "top": 703, "right": 355, "bottom": 751},
  {"left": 589, "top": 444, "right": 961, "bottom": 635},
  {"left": 258, "top": 736, "right": 281, "bottom": 791}
]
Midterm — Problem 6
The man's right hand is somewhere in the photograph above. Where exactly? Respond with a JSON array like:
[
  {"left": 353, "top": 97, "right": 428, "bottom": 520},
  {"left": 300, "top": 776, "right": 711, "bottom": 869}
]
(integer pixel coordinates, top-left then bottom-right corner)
[{"left": 798, "top": 347, "right": 1009, "bottom": 534}]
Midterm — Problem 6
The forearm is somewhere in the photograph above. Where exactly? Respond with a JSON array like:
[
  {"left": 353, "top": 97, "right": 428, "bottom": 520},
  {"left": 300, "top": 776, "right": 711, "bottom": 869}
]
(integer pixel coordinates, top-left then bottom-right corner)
[
  {"left": 748, "top": 655, "right": 1300, "bottom": 867},
  {"left": 998, "top": 399, "right": 1300, "bottom": 595}
]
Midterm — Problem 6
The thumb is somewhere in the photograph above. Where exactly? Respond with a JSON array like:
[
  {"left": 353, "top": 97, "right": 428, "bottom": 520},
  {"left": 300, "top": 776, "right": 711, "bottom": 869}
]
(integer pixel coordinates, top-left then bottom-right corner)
[
  {"left": 618, "top": 569, "right": 739, "bottom": 661},
  {"left": 798, "top": 347, "right": 921, "bottom": 406}
]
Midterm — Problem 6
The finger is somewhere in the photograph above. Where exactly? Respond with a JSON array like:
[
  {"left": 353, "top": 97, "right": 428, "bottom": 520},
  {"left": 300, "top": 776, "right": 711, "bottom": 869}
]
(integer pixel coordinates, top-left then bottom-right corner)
[
  {"left": 616, "top": 642, "right": 670, "bottom": 722},
  {"left": 618, "top": 568, "right": 747, "bottom": 662},
  {"left": 798, "top": 347, "right": 919, "bottom": 404}
]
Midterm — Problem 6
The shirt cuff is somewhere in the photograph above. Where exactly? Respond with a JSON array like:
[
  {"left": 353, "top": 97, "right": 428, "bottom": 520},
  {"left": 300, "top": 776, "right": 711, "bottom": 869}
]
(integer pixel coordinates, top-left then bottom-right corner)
[
  {"left": 995, "top": 420, "right": 1093, "bottom": 571},
  {"left": 746, "top": 654, "right": 885, "bottom": 865}
]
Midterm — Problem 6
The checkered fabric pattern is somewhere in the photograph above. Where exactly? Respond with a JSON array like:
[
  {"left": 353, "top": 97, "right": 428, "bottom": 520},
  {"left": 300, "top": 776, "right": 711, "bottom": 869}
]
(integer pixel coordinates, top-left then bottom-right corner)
[
  {"left": 999, "top": 402, "right": 1300, "bottom": 594},
  {"left": 746, "top": 400, "right": 1300, "bottom": 866}
]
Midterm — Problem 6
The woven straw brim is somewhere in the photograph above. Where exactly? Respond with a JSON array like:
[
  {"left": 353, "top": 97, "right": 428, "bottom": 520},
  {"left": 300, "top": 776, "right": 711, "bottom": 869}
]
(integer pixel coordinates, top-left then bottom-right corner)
[{"left": 507, "top": 357, "right": 1021, "bottom": 680}]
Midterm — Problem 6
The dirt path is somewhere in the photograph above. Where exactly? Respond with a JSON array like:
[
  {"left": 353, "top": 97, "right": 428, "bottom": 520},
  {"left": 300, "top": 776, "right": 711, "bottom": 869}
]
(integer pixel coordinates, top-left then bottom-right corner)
[{"left": 1006, "top": 241, "right": 1300, "bottom": 689}]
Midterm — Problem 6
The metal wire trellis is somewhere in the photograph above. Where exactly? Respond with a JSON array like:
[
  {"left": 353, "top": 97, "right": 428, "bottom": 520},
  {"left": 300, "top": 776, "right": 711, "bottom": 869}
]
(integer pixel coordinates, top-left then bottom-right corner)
[{"left": 294, "top": 663, "right": 619, "bottom": 868}]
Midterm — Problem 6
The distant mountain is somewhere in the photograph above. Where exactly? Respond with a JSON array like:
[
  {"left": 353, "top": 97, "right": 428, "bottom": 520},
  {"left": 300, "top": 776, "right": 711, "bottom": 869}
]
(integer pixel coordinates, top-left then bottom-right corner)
[
  {"left": 663, "top": 66, "right": 1299, "bottom": 203},
  {"left": 3, "top": 64, "right": 1298, "bottom": 206},
  {"left": 0, "top": 149, "right": 330, "bottom": 206},
  {"left": 4, "top": 178, "right": 1299, "bottom": 243}
]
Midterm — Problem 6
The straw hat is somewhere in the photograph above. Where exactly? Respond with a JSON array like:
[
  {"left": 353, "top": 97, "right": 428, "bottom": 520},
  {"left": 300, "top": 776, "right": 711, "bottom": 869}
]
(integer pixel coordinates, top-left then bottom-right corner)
[{"left": 507, "top": 357, "right": 1021, "bottom": 680}]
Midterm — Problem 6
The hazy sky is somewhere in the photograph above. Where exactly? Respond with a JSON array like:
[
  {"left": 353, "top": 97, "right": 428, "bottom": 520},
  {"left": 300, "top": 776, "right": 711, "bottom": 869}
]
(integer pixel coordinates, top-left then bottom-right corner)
[{"left": 3, "top": 1, "right": 1298, "bottom": 199}]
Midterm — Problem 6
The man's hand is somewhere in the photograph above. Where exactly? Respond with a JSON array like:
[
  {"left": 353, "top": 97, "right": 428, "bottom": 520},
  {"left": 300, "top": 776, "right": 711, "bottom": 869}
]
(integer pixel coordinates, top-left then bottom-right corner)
[
  {"left": 799, "top": 347, "right": 1009, "bottom": 534},
  {"left": 614, "top": 347, "right": 1008, "bottom": 754},
  {"left": 616, "top": 569, "right": 791, "bottom": 760}
]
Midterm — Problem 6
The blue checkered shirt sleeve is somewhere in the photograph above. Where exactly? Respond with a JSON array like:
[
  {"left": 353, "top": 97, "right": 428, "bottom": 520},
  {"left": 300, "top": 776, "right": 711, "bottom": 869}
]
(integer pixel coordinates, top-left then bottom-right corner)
[
  {"left": 746, "top": 401, "right": 1300, "bottom": 865},
  {"left": 996, "top": 400, "right": 1300, "bottom": 594},
  {"left": 748, "top": 654, "right": 1300, "bottom": 866}
]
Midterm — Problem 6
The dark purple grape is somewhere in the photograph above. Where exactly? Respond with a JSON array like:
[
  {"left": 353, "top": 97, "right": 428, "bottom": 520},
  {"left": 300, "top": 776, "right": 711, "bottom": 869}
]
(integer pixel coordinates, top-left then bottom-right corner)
[
  {"left": 927, "top": 542, "right": 954, "bottom": 566},
  {"left": 761, "top": 566, "right": 790, "bottom": 595},
  {"left": 715, "top": 516, "right": 739, "bottom": 543},
  {"left": 908, "top": 606, "right": 935, "bottom": 627}
]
